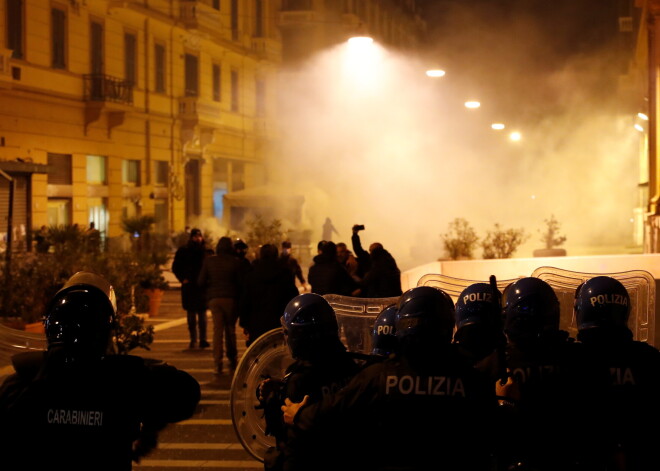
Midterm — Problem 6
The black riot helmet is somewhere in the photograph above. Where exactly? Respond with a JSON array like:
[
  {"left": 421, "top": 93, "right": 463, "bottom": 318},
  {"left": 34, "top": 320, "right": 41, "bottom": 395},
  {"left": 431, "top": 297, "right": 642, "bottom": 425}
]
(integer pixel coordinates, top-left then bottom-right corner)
[
  {"left": 454, "top": 282, "right": 505, "bottom": 358},
  {"left": 502, "top": 277, "right": 559, "bottom": 343},
  {"left": 396, "top": 286, "right": 455, "bottom": 346},
  {"left": 574, "top": 276, "right": 631, "bottom": 332},
  {"left": 44, "top": 271, "right": 117, "bottom": 360},
  {"left": 281, "top": 293, "right": 342, "bottom": 360},
  {"left": 371, "top": 304, "right": 398, "bottom": 357}
]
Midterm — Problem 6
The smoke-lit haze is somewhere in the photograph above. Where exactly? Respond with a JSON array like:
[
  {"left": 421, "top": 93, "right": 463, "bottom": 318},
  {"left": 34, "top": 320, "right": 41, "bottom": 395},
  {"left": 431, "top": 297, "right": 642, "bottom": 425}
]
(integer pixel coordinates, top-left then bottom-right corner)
[{"left": 269, "top": 1, "right": 639, "bottom": 272}]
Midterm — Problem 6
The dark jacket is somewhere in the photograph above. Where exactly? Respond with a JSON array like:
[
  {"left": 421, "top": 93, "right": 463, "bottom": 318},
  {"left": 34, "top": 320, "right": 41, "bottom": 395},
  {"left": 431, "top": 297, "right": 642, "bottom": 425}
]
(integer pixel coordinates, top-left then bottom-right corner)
[
  {"left": 197, "top": 252, "right": 241, "bottom": 301},
  {"left": 307, "top": 253, "right": 358, "bottom": 296},
  {"left": 294, "top": 344, "right": 497, "bottom": 471},
  {"left": 358, "top": 247, "right": 402, "bottom": 298},
  {"left": 239, "top": 258, "right": 299, "bottom": 343},
  {"left": 262, "top": 345, "right": 362, "bottom": 471},
  {"left": 172, "top": 241, "right": 211, "bottom": 311},
  {"left": 0, "top": 350, "right": 200, "bottom": 471}
]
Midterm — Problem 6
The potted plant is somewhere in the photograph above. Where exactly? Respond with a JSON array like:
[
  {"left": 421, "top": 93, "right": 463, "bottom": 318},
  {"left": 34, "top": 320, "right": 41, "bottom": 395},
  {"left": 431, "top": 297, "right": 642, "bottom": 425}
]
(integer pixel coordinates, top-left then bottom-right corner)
[
  {"left": 138, "top": 268, "right": 169, "bottom": 317},
  {"left": 533, "top": 214, "right": 567, "bottom": 257}
]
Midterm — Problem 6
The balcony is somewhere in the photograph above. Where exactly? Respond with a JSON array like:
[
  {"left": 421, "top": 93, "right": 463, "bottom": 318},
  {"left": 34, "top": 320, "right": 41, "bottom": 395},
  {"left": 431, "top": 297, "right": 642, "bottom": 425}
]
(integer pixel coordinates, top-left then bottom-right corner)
[
  {"left": 250, "top": 38, "right": 282, "bottom": 63},
  {"left": 83, "top": 74, "right": 133, "bottom": 105},
  {"left": 178, "top": 96, "right": 221, "bottom": 128},
  {"left": 83, "top": 74, "right": 133, "bottom": 136},
  {"left": 180, "top": 0, "right": 221, "bottom": 31}
]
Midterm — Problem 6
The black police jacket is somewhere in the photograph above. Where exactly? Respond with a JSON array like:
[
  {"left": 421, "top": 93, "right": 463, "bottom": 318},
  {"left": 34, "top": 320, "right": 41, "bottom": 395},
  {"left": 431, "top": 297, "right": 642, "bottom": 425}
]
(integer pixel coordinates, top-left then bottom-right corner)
[
  {"left": 294, "top": 344, "right": 498, "bottom": 471},
  {"left": 0, "top": 349, "right": 201, "bottom": 471}
]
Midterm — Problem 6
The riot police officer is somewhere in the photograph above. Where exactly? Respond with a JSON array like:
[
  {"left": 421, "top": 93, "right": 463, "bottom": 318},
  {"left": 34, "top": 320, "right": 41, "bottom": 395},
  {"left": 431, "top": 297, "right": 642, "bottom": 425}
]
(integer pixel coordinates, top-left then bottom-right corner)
[
  {"left": 0, "top": 271, "right": 201, "bottom": 471},
  {"left": 574, "top": 275, "right": 660, "bottom": 471},
  {"left": 370, "top": 303, "right": 398, "bottom": 358},
  {"left": 282, "top": 286, "right": 498, "bottom": 471},
  {"left": 454, "top": 280, "right": 507, "bottom": 385},
  {"left": 257, "top": 292, "right": 361, "bottom": 471},
  {"left": 498, "top": 277, "right": 595, "bottom": 471}
]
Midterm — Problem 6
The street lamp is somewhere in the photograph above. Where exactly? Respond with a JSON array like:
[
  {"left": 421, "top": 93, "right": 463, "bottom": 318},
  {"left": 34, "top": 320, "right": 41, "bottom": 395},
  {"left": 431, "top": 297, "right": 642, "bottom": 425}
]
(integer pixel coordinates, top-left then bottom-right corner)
[
  {"left": 465, "top": 101, "right": 481, "bottom": 109},
  {"left": 509, "top": 131, "right": 522, "bottom": 141},
  {"left": 426, "top": 69, "right": 446, "bottom": 78},
  {"left": 491, "top": 123, "right": 505, "bottom": 130}
]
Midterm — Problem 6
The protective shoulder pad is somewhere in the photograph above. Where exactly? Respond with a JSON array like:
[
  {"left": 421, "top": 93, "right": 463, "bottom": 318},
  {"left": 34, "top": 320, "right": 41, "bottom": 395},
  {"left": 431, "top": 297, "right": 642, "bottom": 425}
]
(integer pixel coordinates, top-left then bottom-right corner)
[{"left": 11, "top": 351, "right": 46, "bottom": 380}]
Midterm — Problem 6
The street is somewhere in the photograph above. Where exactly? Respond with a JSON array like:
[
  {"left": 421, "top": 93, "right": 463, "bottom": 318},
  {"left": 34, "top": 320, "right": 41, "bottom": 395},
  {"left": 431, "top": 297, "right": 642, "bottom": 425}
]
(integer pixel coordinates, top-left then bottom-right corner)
[{"left": 133, "top": 288, "right": 262, "bottom": 471}]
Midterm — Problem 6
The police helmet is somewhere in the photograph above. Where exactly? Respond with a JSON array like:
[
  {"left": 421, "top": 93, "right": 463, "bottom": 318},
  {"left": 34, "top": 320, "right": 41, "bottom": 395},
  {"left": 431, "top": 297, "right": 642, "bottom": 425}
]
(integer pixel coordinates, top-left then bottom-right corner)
[
  {"left": 371, "top": 304, "right": 398, "bottom": 356},
  {"left": 455, "top": 283, "right": 502, "bottom": 331},
  {"left": 574, "top": 276, "right": 630, "bottom": 332},
  {"left": 44, "top": 271, "right": 117, "bottom": 359},
  {"left": 281, "top": 293, "right": 340, "bottom": 360},
  {"left": 395, "top": 286, "right": 455, "bottom": 345},
  {"left": 502, "top": 277, "right": 559, "bottom": 342}
]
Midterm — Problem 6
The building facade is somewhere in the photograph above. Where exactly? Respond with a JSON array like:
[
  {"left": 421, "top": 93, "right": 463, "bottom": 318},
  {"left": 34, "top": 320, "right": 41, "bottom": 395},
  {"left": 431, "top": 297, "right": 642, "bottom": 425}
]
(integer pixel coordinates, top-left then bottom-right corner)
[
  {"left": 0, "top": 0, "right": 423, "bottom": 251},
  {"left": 0, "top": 0, "right": 281, "bottom": 249}
]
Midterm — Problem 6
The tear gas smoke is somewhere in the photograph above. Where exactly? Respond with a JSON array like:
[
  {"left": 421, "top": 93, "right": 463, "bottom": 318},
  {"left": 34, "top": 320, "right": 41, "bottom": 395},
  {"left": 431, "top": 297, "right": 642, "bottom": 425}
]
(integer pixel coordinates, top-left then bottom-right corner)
[{"left": 269, "top": 3, "right": 638, "bottom": 272}]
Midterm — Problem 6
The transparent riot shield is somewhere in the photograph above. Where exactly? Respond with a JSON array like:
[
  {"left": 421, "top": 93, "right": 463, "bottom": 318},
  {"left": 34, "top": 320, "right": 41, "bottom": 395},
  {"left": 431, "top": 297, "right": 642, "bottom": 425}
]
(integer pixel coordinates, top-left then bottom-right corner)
[
  {"left": 230, "top": 294, "right": 399, "bottom": 462},
  {"left": 230, "top": 328, "right": 291, "bottom": 462},
  {"left": 0, "top": 323, "right": 46, "bottom": 378},
  {"left": 324, "top": 294, "right": 400, "bottom": 355},
  {"left": 531, "top": 266, "right": 656, "bottom": 346},
  {"left": 416, "top": 273, "right": 520, "bottom": 303}
]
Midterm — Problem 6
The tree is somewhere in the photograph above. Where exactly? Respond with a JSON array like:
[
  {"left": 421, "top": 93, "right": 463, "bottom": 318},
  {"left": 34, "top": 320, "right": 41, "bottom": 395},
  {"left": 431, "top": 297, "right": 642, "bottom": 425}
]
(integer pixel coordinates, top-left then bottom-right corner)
[
  {"left": 481, "top": 224, "right": 529, "bottom": 259},
  {"left": 245, "top": 215, "right": 284, "bottom": 250},
  {"left": 441, "top": 218, "right": 479, "bottom": 260},
  {"left": 540, "top": 214, "right": 566, "bottom": 249}
]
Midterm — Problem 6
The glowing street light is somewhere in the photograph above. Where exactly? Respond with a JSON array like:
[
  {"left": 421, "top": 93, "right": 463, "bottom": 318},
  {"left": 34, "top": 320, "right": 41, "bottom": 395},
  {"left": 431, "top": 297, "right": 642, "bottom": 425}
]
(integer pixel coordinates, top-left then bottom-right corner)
[
  {"left": 491, "top": 123, "right": 505, "bottom": 130},
  {"left": 426, "top": 69, "right": 446, "bottom": 78},
  {"left": 509, "top": 131, "right": 522, "bottom": 141},
  {"left": 347, "top": 36, "right": 373, "bottom": 46},
  {"left": 638, "top": 112, "right": 649, "bottom": 121},
  {"left": 635, "top": 123, "right": 645, "bottom": 132},
  {"left": 465, "top": 101, "right": 481, "bottom": 109}
]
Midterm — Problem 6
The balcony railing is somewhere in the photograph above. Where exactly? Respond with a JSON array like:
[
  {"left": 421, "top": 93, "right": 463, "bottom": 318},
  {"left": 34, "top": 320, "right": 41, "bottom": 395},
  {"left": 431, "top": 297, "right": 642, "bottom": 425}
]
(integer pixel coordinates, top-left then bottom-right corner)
[{"left": 83, "top": 74, "right": 133, "bottom": 105}]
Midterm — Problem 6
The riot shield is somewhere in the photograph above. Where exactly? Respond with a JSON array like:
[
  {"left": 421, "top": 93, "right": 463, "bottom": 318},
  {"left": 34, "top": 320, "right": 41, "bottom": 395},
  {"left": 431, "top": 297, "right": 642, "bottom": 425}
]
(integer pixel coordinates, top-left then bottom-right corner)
[
  {"left": 531, "top": 266, "right": 656, "bottom": 346},
  {"left": 0, "top": 323, "right": 46, "bottom": 378},
  {"left": 230, "top": 328, "right": 291, "bottom": 462},
  {"left": 324, "top": 294, "right": 400, "bottom": 355},
  {"left": 416, "top": 273, "right": 520, "bottom": 302},
  {"left": 230, "top": 294, "right": 399, "bottom": 462}
]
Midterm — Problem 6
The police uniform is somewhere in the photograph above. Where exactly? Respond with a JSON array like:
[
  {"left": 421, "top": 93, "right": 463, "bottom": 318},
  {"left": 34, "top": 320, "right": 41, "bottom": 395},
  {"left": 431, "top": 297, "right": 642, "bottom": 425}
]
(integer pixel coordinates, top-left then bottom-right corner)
[
  {"left": 263, "top": 352, "right": 361, "bottom": 471},
  {"left": 0, "top": 348, "right": 201, "bottom": 471},
  {"left": 293, "top": 342, "right": 498, "bottom": 471},
  {"left": 499, "top": 331, "right": 598, "bottom": 470},
  {"left": 578, "top": 328, "right": 660, "bottom": 470}
]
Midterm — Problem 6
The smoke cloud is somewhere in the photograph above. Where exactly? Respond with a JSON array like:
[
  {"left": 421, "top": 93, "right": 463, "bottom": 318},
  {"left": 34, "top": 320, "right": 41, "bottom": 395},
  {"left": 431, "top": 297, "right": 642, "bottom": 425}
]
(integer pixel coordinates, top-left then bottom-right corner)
[{"left": 270, "top": 2, "right": 639, "bottom": 272}]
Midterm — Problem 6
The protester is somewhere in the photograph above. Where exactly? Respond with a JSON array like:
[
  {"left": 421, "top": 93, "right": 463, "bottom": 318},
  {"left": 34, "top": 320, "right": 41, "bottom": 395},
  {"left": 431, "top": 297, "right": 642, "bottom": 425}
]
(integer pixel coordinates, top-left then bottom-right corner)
[
  {"left": 308, "top": 241, "right": 359, "bottom": 296},
  {"left": 0, "top": 271, "right": 201, "bottom": 471},
  {"left": 198, "top": 236, "right": 242, "bottom": 375},
  {"left": 350, "top": 225, "right": 401, "bottom": 298},
  {"left": 280, "top": 240, "right": 306, "bottom": 290},
  {"left": 172, "top": 228, "right": 212, "bottom": 349},
  {"left": 239, "top": 244, "right": 299, "bottom": 347}
]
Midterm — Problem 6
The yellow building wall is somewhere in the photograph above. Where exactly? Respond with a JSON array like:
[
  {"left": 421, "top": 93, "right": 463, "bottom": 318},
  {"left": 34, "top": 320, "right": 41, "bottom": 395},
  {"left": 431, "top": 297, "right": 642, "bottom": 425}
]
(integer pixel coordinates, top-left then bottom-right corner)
[{"left": 0, "top": 0, "right": 282, "bottom": 240}]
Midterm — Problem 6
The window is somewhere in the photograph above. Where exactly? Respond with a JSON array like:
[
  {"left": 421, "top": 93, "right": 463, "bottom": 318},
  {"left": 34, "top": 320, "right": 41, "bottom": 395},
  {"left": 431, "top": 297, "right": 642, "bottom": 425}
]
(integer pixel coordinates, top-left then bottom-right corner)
[
  {"left": 254, "top": 0, "right": 263, "bottom": 37},
  {"left": 153, "top": 160, "right": 168, "bottom": 186},
  {"left": 231, "top": 69, "right": 239, "bottom": 112},
  {"left": 86, "top": 155, "right": 107, "bottom": 184},
  {"left": 212, "top": 64, "right": 221, "bottom": 102},
  {"left": 90, "top": 21, "right": 103, "bottom": 74},
  {"left": 184, "top": 54, "right": 198, "bottom": 96},
  {"left": 212, "top": 0, "right": 220, "bottom": 9},
  {"left": 47, "top": 153, "right": 72, "bottom": 184},
  {"left": 154, "top": 43, "right": 165, "bottom": 93},
  {"left": 6, "top": 0, "right": 24, "bottom": 59},
  {"left": 231, "top": 0, "right": 238, "bottom": 41},
  {"left": 122, "top": 159, "right": 140, "bottom": 185},
  {"left": 255, "top": 79, "right": 265, "bottom": 116},
  {"left": 124, "top": 32, "right": 137, "bottom": 85},
  {"left": 51, "top": 7, "right": 66, "bottom": 69}
]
